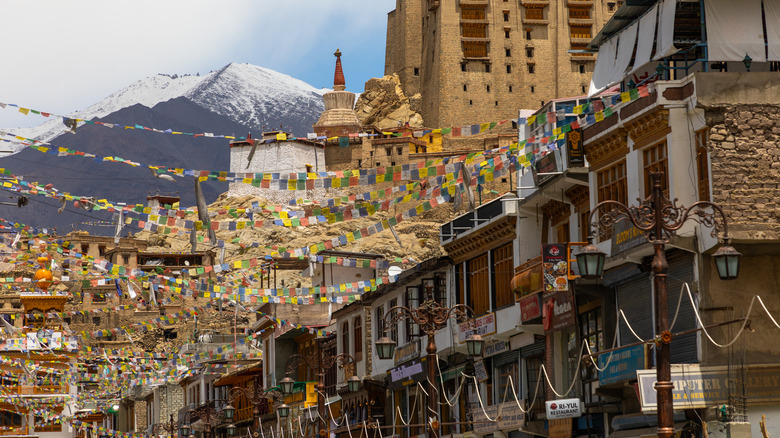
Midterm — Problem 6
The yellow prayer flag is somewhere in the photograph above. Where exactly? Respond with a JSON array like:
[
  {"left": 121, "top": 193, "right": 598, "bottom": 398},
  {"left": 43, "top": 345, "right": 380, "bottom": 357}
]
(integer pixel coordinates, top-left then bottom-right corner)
[
  {"left": 621, "top": 91, "right": 630, "bottom": 102},
  {"left": 18, "top": 108, "right": 29, "bottom": 115}
]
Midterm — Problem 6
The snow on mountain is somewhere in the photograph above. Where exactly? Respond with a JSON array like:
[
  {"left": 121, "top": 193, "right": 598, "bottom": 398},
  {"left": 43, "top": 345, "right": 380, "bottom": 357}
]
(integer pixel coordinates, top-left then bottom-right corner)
[
  {"left": 10, "top": 63, "right": 329, "bottom": 145},
  {"left": 185, "top": 63, "right": 328, "bottom": 131}
]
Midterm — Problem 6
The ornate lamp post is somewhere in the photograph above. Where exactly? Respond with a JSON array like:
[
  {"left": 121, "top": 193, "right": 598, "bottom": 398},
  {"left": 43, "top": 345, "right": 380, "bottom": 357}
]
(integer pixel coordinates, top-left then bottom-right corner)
[
  {"left": 374, "top": 299, "right": 484, "bottom": 436},
  {"left": 152, "top": 414, "right": 189, "bottom": 438},
  {"left": 576, "top": 172, "right": 741, "bottom": 438},
  {"left": 221, "top": 375, "right": 282, "bottom": 437},
  {"left": 279, "top": 345, "right": 360, "bottom": 438},
  {"left": 183, "top": 403, "right": 220, "bottom": 438}
]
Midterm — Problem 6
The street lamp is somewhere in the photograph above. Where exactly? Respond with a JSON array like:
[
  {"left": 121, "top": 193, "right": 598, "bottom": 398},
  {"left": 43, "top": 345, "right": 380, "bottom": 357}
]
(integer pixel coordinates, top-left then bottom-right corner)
[
  {"left": 281, "top": 346, "right": 360, "bottom": 438},
  {"left": 153, "top": 414, "right": 188, "bottom": 438},
  {"left": 185, "top": 403, "right": 219, "bottom": 438},
  {"left": 375, "top": 299, "right": 484, "bottom": 436},
  {"left": 581, "top": 172, "right": 740, "bottom": 438},
  {"left": 221, "top": 375, "right": 282, "bottom": 438}
]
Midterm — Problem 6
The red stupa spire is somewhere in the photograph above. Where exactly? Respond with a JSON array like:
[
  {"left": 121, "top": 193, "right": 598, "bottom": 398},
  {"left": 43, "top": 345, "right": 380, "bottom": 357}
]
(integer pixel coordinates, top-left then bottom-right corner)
[{"left": 333, "top": 49, "right": 346, "bottom": 91}]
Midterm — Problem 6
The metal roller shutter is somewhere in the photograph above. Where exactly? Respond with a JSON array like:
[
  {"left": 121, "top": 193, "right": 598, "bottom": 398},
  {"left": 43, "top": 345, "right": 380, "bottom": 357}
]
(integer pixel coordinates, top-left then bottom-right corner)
[{"left": 616, "top": 250, "right": 698, "bottom": 364}]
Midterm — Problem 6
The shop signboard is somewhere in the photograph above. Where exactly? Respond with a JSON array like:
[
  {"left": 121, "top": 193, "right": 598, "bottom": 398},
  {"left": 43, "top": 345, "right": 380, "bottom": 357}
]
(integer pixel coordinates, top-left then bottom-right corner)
[
  {"left": 520, "top": 293, "right": 542, "bottom": 322},
  {"left": 474, "top": 359, "right": 489, "bottom": 382},
  {"left": 637, "top": 364, "right": 780, "bottom": 411},
  {"left": 458, "top": 312, "right": 496, "bottom": 343},
  {"left": 545, "top": 398, "right": 582, "bottom": 419},
  {"left": 542, "top": 289, "right": 576, "bottom": 332},
  {"left": 387, "top": 358, "right": 427, "bottom": 390},
  {"left": 611, "top": 219, "right": 645, "bottom": 255},
  {"left": 565, "top": 128, "right": 585, "bottom": 168},
  {"left": 393, "top": 340, "right": 420, "bottom": 365},
  {"left": 597, "top": 344, "right": 647, "bottom": 385},
  {"left": 542, "top": 244, "right": 569, "bottom": 293},
  {"left": 471, "top": 402, "right": 526, "bottom": 434},
  {"left": 483, "top": 340, "right": 510, "bottom": 358}
]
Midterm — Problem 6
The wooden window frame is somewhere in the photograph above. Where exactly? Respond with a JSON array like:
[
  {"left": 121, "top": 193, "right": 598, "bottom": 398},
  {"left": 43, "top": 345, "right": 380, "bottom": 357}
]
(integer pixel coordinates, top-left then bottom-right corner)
[
  {"left": 492, "top": 243, "right": 515, "bottom": 309},
  {"left": 353, "top": 317, "right": 362, "bottom": 361},
  {"left": 642, "top": 140, "right": 669, "bottom": 198},
  {"left": 468, "top": 254, "right": 490, "bottom": 316},
  {"left": 696, "top": 129, "right": 711, "bottom": 202}
]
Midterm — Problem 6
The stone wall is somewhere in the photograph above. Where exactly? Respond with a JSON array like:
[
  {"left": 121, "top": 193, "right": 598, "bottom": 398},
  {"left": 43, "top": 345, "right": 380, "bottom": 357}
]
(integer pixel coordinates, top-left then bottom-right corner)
[
  {"left": 134, "top": 400, "right": 147, "bottom": 434},
  {"left": 706, "top": 105, "right": 780, "bottom": 240}
]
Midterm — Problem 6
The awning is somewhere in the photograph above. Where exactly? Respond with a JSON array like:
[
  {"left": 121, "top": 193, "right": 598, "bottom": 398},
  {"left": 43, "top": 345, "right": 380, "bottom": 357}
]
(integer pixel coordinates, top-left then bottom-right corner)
[
  {"left": 609, "top": 422, "right": 688, "bottom": 438},
  {"left": 439, "top": 365, "right": 466, "bottom": 382}
]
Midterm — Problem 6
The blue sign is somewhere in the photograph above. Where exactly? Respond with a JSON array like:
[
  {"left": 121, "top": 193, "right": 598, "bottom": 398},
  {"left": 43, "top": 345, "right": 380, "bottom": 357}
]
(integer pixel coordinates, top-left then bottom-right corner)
[{"left": 597, "top": 344, "right": 646, "bottom": 385}]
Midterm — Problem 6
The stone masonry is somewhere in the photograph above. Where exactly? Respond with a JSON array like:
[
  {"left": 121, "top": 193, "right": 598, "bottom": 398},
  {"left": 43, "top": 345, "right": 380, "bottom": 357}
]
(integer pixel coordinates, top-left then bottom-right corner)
[
  {"left": 706, "top": 105, "right": 780, "bottom": 241},
  {"left": 385, "top": 0, "right": 617, "bottom": 128}
]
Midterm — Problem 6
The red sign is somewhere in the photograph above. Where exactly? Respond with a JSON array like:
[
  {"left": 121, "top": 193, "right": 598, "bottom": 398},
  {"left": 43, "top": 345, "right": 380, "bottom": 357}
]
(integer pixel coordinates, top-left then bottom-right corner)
[
  {"left": 543, "top": 289, "right": 576, "bottom": 333},
  {"left": 520, "top": 294, "right": 542, "bottom": 322}
]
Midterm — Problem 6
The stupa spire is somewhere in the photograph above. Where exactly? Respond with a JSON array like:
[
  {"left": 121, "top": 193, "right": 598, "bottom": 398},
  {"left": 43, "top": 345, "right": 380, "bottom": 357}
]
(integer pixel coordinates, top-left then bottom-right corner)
[{"left": 333, "top": 49, "right": 346, "bottom": 91}]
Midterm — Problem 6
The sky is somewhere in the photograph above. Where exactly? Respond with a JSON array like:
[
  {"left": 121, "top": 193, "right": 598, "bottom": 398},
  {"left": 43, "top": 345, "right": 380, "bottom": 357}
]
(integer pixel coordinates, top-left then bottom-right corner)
[{"left": 0, "top": 0, "right": 396, "bottom": 129}]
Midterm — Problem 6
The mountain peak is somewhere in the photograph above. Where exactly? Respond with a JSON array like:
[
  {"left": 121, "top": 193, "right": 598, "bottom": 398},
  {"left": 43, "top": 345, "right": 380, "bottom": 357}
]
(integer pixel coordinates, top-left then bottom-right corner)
[{"left": 10, "top": 62, "right": 327, "bottom": 143}]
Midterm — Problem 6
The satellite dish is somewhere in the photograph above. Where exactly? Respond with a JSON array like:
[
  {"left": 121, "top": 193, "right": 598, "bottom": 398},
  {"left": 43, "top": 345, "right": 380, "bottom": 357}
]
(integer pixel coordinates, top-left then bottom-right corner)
[{"left": 388, "top": 266, "right": 402, "bottom": 277}]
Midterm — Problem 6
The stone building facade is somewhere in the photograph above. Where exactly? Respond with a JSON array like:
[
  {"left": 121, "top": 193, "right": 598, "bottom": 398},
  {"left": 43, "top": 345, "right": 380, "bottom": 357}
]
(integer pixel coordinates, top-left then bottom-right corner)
[{"left": 384, "top": 0, "right": 617, "bottom": 128}]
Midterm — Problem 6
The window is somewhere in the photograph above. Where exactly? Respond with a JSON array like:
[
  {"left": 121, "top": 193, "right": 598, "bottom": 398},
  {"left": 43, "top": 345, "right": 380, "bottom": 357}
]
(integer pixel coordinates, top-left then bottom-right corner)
[
  {"left": 557, "top": 222, "right": 571, "bottom": 243},
  {"left": 463, "top": 84, "right": 468, "bottom": 91},
  {"left": 414, "top": 67, "right": 419, "bottom": 76},
  {"left": 581, "top": 85, "right": 587, "bottom": 93},
  {"left": 505, "top": 29, "right": 511, "bottom": 38},
  {"left": 506, "top": 48, "right": 512, "bottom": 57},
  {"left": 696, "top": 129, "right": 711, "bottom": 202},
  {"left": 526, "top": 7, "right": 543, "bottom": 20},
  {"left": 492, "top": 243, "right": 514, "bottom": 308},
  {"left": 526, "top": 47, "right": 534, "bottom": 58},
  {"left": 375, "top": 305, "right": 385, "bottom": 341},
  {"left": 469, "top": 100, "right": 473, "bottom": 105},
  {"left": 503, "top": 11, "right": 510, "bottom": 21},
  {"left": 462, "top": 22, "right": 488, "bottom": 38},
  {"left": 496, "top": 362, "right": 519, "bottom": 400},
  {"left": 388, "top": 299, "right": 398, "bottom": 341},
  {"left": 608, "top": 2, "right": 616, "bottom": 12},
  {"left": 506, "top": 64, "right": 512, "bottom": 73},
  {"left": 485, "top": 63, "right": 491, "bottom": 72},
  {"left": 643, "top": 141, "right": 669, "bottom": 198},
  {"left": 468, "top": 254, "right": 490, "bottom": 315},
  {"left": 461, "top": 63, "right": 467, "bottom": 72},
  {"left": 528, "top": 64, "right": 535, "bottom": 74},
  {"left": 92, "top": 316, "right": 101, "bottom": 325},
  {"left": 569, "top": 7, "right": 591, "bottom": 20},
  {"left": 570, "top": 26, "right": 592, "bottom": 39},
  {"left": 495, "top": 101, "right": 499, "bottom": 106},
  {"left": 354, "top": 317, "right": 362, "bottom": 361},
  {"left": 405, "top": 286, "right": 421, "bottom": 341},
  {"left": 509, "top": 85, "right": 513, "bottom": 92},
  {"left": 385, "top": 147, "right": 392, "bottom": 156},
  {"left": 342, "top": 321, "right": 350, "bottom": 355},
  {"left": 461, "top": 6, "right": 486, "bottom": 20},
  {"left": 531, "top": 85, "right": 535, "bottom": 93},
  {"left": 487, "top": 85, "right": 491, "bottom": 92},
  {"left": 397, "top": 147, "right": 404, "bottom": 155},
  {"left": 579, "top": 64, "right": 585, "bottom": 74},
  {"left": 0, "top": 411, "right": 23, "bottom": 429},
  {"left": 597, "top": 161, "right": 627, "bottom": 205},
  {"left": 526, "top": 29, "right": 532, "bottom": 39},
  {"left": 463, "top": 41, "right": 488, "bottom": 58}
]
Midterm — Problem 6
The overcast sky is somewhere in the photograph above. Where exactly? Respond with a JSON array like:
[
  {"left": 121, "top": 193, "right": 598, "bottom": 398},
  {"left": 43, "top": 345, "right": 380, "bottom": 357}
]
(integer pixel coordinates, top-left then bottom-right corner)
[{"left": 0, "top": 0, "right": 396, "bottom": 129}]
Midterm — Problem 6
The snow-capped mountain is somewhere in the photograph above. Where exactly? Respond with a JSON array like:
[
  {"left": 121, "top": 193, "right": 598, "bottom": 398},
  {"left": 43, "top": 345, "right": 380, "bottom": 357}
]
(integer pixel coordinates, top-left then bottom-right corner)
[
  {"left": 0, "top": 63, "right": 330, "bottom": 232},
  {"left": 13, "top": 63, "right": 328, "bottom": 143}
]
